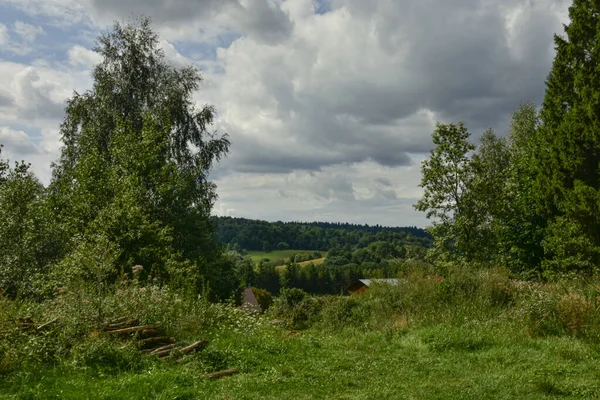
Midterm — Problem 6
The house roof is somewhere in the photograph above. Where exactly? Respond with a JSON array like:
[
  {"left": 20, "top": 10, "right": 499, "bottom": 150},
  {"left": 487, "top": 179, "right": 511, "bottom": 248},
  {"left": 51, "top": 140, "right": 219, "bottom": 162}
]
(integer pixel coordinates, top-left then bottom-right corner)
[
  {"left": 356, "top": 279, "right": 401, "bottom": 287},
  {"left": 241, "top": 288, "right": 261, "bottom": 312},
  {"left": 347, "top": 278, "right": 403, "bottom": 292}
]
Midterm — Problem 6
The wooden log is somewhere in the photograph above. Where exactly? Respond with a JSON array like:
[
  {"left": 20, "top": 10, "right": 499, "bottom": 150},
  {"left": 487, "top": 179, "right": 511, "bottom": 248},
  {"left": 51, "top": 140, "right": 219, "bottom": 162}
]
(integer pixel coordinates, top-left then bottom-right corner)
[
  {"left": 154, "top": 347, "right": 177, "bottom": 358},
  {"left": 139, "top": 329, "right": 160, "bottom": 338},
  {"left": 154, "top": 340, "right": 208, "bottom": 359},
  {"left": 201, "top": 368, "right": 239, "bottom": 380},
  {"left": 150, "top": 344, "right": 177, "bottom": 355},
  {"left": 103, "top": 318, "right": 139, "bottom": 331},
  {"left": 180, "top": 339, "right": 208, "bottom": 355},
  {"left": 137, "top": 336, "right": 175, "bottom": 349},
  {"left": 37, "top": 318, "right": 58, "bottom": 331},
  {"left": 104, "top": 322, "right": 162, "bottom": 335}
]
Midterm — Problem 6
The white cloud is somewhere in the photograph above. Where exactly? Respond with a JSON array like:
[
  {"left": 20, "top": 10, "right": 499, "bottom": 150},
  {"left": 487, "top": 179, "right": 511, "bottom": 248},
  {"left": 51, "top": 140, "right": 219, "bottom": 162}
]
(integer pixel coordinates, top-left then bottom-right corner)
[
  {"left": 0, "top": 60, "right": 95, "bottom": 183},
  {"left": 13, "top": 21, "right": 45, "bottom": 42},
  {"left": 0, "top": 126, "right": 39, "bottom": 155},
  {"left": 0, "top": 24, "right": 8, "bottom": 45},
  {"left": 213, "top": 160, "right": 427, "bottom": 226},
  {"left": 0, "top": 0, "right": 574, "bottom": 226},
  {"left": 67, "top": 45, "right": 102, "bottom": 68}
]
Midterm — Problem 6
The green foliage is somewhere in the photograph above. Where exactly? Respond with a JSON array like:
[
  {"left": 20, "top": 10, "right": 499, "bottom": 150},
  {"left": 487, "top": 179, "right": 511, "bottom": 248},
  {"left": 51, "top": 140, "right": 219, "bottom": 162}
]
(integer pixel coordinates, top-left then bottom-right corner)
[
  {"left": 0, "top": 152, "right": 62, "bottom": 298},
  {"left": 534, "top": 0, "right": 600, "bottom": 272},
  {"left": 215, "top": 216, "right": 431, "bottom": 252},
  {"left": 5, "top": 268, "right": 600, "bottom": 398},
  {"left": 251, "top": 287, "right": 273, "bottom": 311},
  {"left": 415, "top": 122, "right": 479, "bottom": 261},
  {"left": 497, "top": 102, "right": 547, "bottom": 276},
  {"left": 45, "top": 17, "right": 232, "bottom": 298}
]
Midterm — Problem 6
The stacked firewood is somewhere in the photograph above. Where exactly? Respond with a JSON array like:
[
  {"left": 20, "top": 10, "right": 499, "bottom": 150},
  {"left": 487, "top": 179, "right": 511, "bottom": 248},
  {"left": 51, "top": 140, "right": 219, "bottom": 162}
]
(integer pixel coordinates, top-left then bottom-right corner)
[{"left": 101, "top": 316, "right": 207, "bottom": 358}]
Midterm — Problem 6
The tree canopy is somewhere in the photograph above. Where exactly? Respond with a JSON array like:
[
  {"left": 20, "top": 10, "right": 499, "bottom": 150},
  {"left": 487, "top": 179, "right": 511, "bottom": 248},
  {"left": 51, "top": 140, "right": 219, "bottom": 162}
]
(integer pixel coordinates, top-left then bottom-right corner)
[{"left": 415, "top": 0, "right": 600, "bottom": 278}]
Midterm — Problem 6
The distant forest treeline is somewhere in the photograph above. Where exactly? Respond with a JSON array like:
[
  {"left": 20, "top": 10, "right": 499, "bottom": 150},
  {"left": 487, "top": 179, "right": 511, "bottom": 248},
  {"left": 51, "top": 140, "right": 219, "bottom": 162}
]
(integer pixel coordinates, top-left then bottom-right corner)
[{"left": 213, "top": 216, "right": 432, "bottom": 252}]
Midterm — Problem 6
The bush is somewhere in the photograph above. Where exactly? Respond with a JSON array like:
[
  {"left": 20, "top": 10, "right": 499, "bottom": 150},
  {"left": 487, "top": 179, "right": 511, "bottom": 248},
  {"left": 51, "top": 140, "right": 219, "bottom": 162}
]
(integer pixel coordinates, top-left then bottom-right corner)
[
  {"left": 557, "top": 292, "right": 593, "bottom": 336},
  {"left": 251, "top": 287, "right": 273, "bottom": 311},
  {"left": 319, "top": 296, "right": 363, "bottom": 331},
  {"left": 269, "top": 288, "right": 321, "bottom": 329}
]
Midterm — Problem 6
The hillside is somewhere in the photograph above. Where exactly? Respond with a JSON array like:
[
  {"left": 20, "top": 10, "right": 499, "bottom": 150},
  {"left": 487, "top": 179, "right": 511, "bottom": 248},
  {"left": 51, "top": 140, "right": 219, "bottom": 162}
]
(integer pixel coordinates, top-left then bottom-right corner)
[{"left": 213, "top": 216, "right": 431, "bottom": 252}]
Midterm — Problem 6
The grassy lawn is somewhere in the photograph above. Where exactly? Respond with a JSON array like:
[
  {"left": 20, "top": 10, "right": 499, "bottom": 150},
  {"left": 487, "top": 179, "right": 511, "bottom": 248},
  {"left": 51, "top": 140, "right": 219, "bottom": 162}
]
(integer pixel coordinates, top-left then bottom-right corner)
[
  {"left": 3, "top": 323, "right": 600, "bottom": 399},
  {"left": 247, "top": 250, "right": 323, "bottom": 263}
]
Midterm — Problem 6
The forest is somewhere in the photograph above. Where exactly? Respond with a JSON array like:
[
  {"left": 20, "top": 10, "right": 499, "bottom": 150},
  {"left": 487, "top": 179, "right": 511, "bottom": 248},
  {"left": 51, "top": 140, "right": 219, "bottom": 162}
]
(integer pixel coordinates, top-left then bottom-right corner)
[
  {"left": 213, "top": 216, "right": 430, "bottom": 252},
  {"left": 3, "top": 0, "right": 600, "bottom": 397}
]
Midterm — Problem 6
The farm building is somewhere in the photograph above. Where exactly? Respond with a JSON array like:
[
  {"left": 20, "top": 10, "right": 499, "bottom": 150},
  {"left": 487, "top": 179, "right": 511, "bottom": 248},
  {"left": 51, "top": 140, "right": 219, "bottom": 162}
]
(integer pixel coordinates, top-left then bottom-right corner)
[
  {"left": 347, "top": 279, "right": 402, "bottom": 295},
  {"left": 241, "top": 288, "right": 261, "bottom": 313}
]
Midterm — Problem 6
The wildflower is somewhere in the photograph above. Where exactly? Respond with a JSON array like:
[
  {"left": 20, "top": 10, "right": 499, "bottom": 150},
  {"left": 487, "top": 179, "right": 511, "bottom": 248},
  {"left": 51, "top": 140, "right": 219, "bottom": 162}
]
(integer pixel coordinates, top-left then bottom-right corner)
[{"left": 132, "top": 265, "right": 144, "bottom": 274}]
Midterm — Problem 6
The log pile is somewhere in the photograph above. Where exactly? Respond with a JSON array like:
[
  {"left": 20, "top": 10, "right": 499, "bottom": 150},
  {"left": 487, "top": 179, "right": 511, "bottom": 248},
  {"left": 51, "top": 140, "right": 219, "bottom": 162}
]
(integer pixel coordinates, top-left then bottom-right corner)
[{"left": 101, "top": 316, "right": 207, "bottom": 359}]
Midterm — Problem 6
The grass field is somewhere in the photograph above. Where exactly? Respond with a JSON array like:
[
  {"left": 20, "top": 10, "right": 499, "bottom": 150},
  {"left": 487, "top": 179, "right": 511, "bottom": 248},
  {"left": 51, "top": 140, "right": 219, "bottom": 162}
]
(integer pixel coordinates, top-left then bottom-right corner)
[
  {"left": 2, "top": 324, "right": 599, "bottom": 399},
  {"left": 4, "top": 267, "right": 600, "bottom": 399},
  {"left": 247, "top": 250, "right": 324, "bottom": 263},
  {"left": 297, "top": 257, "right": 326, "bottom": 267}
]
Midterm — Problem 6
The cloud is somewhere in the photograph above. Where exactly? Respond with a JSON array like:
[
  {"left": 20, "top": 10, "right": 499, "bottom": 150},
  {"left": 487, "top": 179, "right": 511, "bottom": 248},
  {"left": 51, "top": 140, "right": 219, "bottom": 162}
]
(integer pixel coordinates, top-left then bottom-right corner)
[
  {"left": 0, "top": 126, "right": 39, "bottom": 155},
  {"left": 67, "top": 45, "right": 102, "bottom": 68},
  {"left": 0, "top": 0, "right": 574, "bottom": 226},
  {"left": 12, "top": 67, "right": 67, "bottom": 120},
  {"left": 13, "top": 21, "right": 44, "bottom": 42},
  {"left": 0, "top": 23, "right": 8, "bottom": 45},
  {"left": 194, "top": 0, "right": 569, "bottom": 179},
  {"left": 213, "top": 160, "right": 427, "bottom": 226}
]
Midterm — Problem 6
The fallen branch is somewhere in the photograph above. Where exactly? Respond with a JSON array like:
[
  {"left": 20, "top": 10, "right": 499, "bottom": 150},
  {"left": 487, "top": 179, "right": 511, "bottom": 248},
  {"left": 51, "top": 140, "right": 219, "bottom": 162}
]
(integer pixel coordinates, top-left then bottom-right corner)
[
  {"left": 104, "top": 322, "right": 162, "bottom": 335},
  {"left": 150, "top": 343, "right": 177, "bottom": 355},
  {"left": 103, "top": 318, "right": 139, "bottom": 331},
  {"left": 201, "top": 368, "right": 239, "bottom": 380},
  {"left": 154, "top": 347, "right": 178, "bottom": 358},
  {"left": 37, "top": 318, "right": 58, "bottom": 331},
  {"left": 139, "top": 329, "right": 160, "bottom": 338},
  {"left": 180, "top": 339, "right": 208, "bottom": 355},
  {"left": 137, "top": 336, "right": 175, "bottom": 349}
]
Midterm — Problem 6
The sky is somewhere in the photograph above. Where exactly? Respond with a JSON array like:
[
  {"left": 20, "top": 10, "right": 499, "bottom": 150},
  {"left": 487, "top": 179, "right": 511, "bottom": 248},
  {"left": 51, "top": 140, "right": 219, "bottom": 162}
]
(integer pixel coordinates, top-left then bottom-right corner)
[{"left": 0, "top": 0, "right": 572, "bottom": 227}]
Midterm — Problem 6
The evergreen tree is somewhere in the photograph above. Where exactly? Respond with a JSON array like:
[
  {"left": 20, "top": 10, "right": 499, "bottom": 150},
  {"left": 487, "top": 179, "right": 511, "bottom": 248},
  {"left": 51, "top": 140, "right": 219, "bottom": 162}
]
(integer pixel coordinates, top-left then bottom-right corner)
[{"left": 538, "top": 0, "right": 600, "bottom": 274}]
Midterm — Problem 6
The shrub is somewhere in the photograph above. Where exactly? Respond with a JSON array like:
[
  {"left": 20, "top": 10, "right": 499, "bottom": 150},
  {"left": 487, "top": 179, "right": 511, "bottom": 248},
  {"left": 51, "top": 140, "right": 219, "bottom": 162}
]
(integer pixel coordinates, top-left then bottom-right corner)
[
  {"left": 269, "top": 288, "right": 321, "bottom": 328},
  {"left": 557, "top": 292, "right": 593, "bottom": 336},
  {"left": 251, "top": 287, "right": 273, "bottom": 312},
  {"left": 319, "top": 296, "right": 363, "bottom": 331}
]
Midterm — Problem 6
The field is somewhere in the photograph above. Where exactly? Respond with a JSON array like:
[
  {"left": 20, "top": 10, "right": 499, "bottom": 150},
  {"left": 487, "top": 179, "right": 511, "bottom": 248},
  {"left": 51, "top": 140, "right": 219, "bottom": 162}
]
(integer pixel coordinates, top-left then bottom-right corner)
[
  {"left": 297, "top": 257, "right": 326, "bottom": 267},
  {"left": 2, "top": 324, "right": 599, "bottom": 399},
  {"left": 247, "top": 250, "right": 324, "bottom": 263},
  {"left": 4, "top": 267, "right": 600, "bottom": 399}
]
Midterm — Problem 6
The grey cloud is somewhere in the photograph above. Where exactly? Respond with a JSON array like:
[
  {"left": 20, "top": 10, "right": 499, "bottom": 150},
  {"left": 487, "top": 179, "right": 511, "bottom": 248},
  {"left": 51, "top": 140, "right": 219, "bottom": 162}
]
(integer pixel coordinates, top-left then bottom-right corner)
[
  {"left": 14, "top": 68, "right": 65, "bottom": 120},
  {"left": 220, "top": 132, "right": 414, "bottom": 174},
  {"left": 0, "top": 127, "right": 39, "bottom": 155},
  {"left": 89, "top": 0, "right": 293, "bottom": 44},
  {"left": 375, "top": 177, "right": 392, "bottom": 187},
  {"left": 233, "top": 0, "right": 293, "bottom": 45},
  {"left": 213, "top": 0, "right": 567, "bottom": 176},
  {"left": 0, "top": 91, "right": 12, "bottom": 107},
  {"left": 89, "top": 0, "right": 230, "bottom": 23}
]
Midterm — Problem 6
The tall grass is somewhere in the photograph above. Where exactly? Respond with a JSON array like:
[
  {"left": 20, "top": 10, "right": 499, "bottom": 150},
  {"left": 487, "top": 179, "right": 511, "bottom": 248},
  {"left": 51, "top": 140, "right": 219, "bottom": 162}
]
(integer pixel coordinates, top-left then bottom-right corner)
[{"left": 4, "top": 263, "right": 600, "bottom": 398}]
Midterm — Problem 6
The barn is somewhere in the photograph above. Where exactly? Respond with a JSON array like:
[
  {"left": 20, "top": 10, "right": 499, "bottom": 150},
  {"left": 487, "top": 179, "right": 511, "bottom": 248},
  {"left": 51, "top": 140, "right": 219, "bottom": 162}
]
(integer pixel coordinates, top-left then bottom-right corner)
[{"left": 347, "top": 279, "right": 402, "bottom": 295}]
